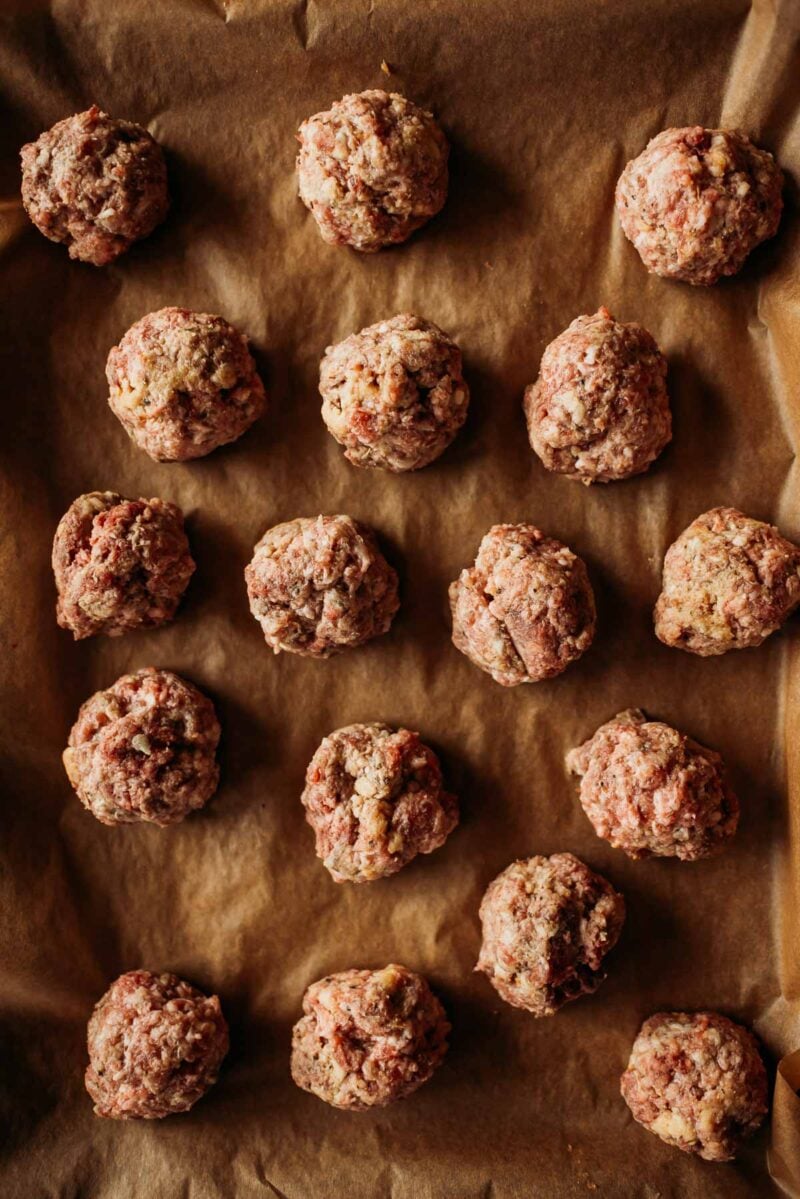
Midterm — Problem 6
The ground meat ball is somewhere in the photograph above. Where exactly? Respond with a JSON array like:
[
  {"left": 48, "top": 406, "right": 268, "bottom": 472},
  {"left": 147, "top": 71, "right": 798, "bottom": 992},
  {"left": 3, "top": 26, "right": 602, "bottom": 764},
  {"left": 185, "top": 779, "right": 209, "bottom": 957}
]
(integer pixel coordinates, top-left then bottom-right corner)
[
  {"left": 297, "top": 90, "right": 448, "bottom": 252},
  {"left": 106, "top": 307, "right": 266, "bottom": 462},
  {"left": 476, "top": 854, "right": 625, "bottom": 1017},
  {"left": 20, "top": 106, "right": 168, "bottom": 266},
  {"left": 523, "top": 307, "right": 671, "bottom": 484},
  {"left": 615, "top": 126, "right": 783, "bottom": 286},
  {"left": 53, "top": 491, "right": 195, "bottom": 640},
  {"left": 449, "top": 524, "right": 596, "bottom": 686},
  {"left": 291, "top": 964, "right": 449, "bottom": 1109},
  {"left": 85, "top": 970, "right": 228, "bottom": 1119},
  {"left": 654, "top": 507, "right": 800, "bottom": 656},
  {"left": 302, "top": 723, "right": 458, "bottom": 882},
  {"left": 319, "top": 313, "right": 469, "bottom": 472},
  {"left": 245, "top": 514, "right": 399, "bottom": 657},
  {"left": 566, "top": 709, "right": 739, "bottom": 860},
  {"left": 63, "top": 668, "right": 220, "bottom": 827},
  {"left": 621, "top": 1011, "right": 768, "bottom": 1161}
]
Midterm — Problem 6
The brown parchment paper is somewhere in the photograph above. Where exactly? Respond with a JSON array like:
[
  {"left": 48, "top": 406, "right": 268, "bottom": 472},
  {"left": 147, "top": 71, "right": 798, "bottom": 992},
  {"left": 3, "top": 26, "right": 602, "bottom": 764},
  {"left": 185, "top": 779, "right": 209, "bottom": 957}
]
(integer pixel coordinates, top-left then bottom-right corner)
[{"left": 1, "top": 0, "right": 800, "bottom": 1195}]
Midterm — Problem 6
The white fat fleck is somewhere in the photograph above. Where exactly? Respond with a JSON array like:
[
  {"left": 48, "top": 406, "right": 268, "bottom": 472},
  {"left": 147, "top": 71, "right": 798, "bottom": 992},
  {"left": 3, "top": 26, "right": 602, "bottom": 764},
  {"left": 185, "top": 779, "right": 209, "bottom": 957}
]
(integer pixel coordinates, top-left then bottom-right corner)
[
  {"left": 556, "top": 390, "right": 586, "bottom": 423},
  {"left": 651, "top": 1109, "right": 697, "bottom": 1145},
  {"left": 319, "top": 176, "right": 340, "bottom": 202},
  {"left": 387, "top": 830, "right": 404, "bottom": 853},
  {"left": 331, "top": 131, "right": 350, "bottom": 161},
  {"left": 131, "top": 734, "right": 152, "bottom": 755}
]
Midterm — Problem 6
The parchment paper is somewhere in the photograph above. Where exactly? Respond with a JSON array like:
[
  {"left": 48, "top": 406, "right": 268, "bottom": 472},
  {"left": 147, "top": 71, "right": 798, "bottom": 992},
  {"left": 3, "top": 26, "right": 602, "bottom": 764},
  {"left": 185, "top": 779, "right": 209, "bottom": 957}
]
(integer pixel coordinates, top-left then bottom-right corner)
[{"left": 1, "top": 1, "right": 799, "bottom": 1195}]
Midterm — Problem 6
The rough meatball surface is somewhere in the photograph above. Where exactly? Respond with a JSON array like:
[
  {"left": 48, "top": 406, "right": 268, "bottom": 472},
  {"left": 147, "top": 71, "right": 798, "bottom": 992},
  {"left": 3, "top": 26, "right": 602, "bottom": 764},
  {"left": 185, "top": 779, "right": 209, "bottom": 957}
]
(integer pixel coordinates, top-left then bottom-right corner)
[
  {"left": 449, "top": 524, "right": 596, "bottom": 686},
  {"left": 566, "top": 710, "right": 739, "bottom": 860},
  {"left": 654, "top": 507, "right": 800, "bottom": 656},
  {"left": 621, "top": 1011, "right": 768, "bottom": 1161},
  {"left": 53, "top": 491, "right": 195, "bottom": 640},
  {"left": 297, "top": 90, "right": 448, "bottom": 252},
  {"left": 85, "top": 970, "right": 229, "bottom": 1119},
  {"left": 20, "top": 106, "right": 168, "bottom": 266},
  {"left": 106, "top": 307, "right": 266, "bottom": 462},
  {"left": 291, "top": 964, "right": 449, "bottom": 1109},
  {"left": 302, "top": 722, "right": 458, "bottom": 882},
  {"left": 523, "top": 307, "right": 671, "bottom": 483},
  {"left": 64, "top": 668, "right": 221, "bottom": 827},
  {"left": 245, "top": 514, "right": 399, "bottom": 657},
  {"left": 476, "top": 853, "right": 625, "bottom": 1016},
  {"left": 615, "top": 126, "right": 783, "bottom": 286},
  {"left": 320, "top": 313, "right": 468, "bottom": 471}
]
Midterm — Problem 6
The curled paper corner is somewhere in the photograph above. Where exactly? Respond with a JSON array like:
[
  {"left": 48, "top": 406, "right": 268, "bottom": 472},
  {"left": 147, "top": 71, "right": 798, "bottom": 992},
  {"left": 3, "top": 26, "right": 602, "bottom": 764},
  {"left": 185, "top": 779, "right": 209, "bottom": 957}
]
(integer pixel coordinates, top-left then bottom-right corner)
[{"left": 770, "top": 1049, "right": 800, "bottom": 1197}]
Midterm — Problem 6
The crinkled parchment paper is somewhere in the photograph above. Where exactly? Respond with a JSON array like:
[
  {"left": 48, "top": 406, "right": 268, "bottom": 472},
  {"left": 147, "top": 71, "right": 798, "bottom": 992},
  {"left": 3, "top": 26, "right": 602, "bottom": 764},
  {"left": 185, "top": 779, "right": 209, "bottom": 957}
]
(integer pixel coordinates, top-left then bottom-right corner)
[{"left": 1, "top": 1, "right": 799, "bottom": 1195}]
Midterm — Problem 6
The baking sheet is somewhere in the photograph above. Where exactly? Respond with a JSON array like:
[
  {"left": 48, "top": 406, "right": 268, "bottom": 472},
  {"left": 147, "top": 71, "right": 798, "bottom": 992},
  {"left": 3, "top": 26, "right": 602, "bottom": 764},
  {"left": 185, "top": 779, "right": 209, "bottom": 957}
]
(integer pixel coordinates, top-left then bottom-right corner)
[{"left": 1, "top": 0, "right": 799, "bottom": 1195}]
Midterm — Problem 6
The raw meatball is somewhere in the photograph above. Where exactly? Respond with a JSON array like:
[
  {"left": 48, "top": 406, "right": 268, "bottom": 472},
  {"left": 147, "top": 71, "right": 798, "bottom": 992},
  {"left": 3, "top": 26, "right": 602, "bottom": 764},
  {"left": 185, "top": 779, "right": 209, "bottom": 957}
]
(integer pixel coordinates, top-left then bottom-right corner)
[
  {"left": 654, "top": 507, "right": 800, "bottom": 656},
  {"left": 319, "top": 313, "right": 469, "bottom": 472},
  {"left": 53, "top": 491, "right": 195, "bottom": 640},
  {"left": 20, "top": 106, "right": 168, "bottom": 266},
  {"left": 621, "top": 1011, "right": 768, "bottom": 1161},
  {"left": 476, "top": 853, "right": 625, "bottom": 1016},
  {"left": 302, "top": 722, "right": 458, "bottom": 882},
  {"left": 291, "top": 964, "right": 449, "bottom": 1109},
  {"left": 566, "top": 709, "right": 739, "bottom": 860},
  {"left": 106, "top": 307, "right": 266, "bottom": 462},
  {"left": 615, "top": 126, "right": 783, "bottom": 286},
  {"left": 449, "top": 523, "right": 596, "bottom": 686},
  {"left": 63, "top": 668, "right": 221, "bottom": 827},
  {"left": 245, "top": 514, "right": 399, "bottom": 657},
  {"left": 85, "top": 970, "right": 228, "bottom": 1119},
  {"left": 523, "top": 307, "right": 671, "bottom": 484},
  {"left": 297, "top": 90, "right": 448, "bottom": 252}
]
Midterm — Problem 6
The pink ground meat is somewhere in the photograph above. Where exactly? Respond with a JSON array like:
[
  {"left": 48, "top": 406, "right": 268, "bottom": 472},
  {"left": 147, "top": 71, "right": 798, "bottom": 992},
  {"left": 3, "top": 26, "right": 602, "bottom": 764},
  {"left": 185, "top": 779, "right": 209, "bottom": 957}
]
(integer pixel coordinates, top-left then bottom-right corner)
[
  {"left": 297, "top": 90, "right": 448, "bottom": 252},
  {"left": 654, "top": 507, "right": 800, "bottom": 655},
  {"left": 245, "top": 514, "right": 399, "bottom": 657},
  {"left": 291, "top": 964, "right": 449, "bottom": 1109},
  {"left": 52, "top": 491, "right": 195, "bottom": 640},
  {"left": 85, "top": 970, "right": 229, "bottom": 1119},
  {"left": 566, "top": 709, "right": 739, "bottom": 860},
  {"left": 106, "top": 307, "right": 266, "bottom": 462},
  {"left": 621, "top": 1011, "right": 768, "bottom": 1161},
  {"left": 302, "top": 722, "right": 458, "bottom": 882},
  {"left": 523, "top": 307, "right": 671, "bottom": 483},
  {"left": 615, "top": 126, "right": 783, "bottom": 286},
  {"left": 64, "top": 667, "right": 221, "bottom": 827},
  {"left": 20, "top": 106, "right": 168, "bottom": 266},
  {"left": 320, "top": 313, "right": 469, "bottom": 471},
  {"left": 476, "top": 853, "right": 625, "bottom": 1016},
  {"left": 449, "top": 523, "right": 596, "bottom": 686}
]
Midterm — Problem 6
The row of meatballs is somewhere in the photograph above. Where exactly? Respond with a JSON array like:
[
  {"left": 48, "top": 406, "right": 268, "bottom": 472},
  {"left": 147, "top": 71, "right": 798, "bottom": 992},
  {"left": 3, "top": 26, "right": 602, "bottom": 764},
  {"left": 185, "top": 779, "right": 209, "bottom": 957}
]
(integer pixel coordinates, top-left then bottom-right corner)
[
  {"left": 54, "top": 495, "right": 800, "bottom": 667},
  {"left": 64, "top": 669, "right": 737, "bottom": 868},
  {"left": 57, "top": 299, "right": 675, "bottom": 485},
  {"left": 85, "top": 931, "right": 767, "bottom": 1166},
  {"left": 20, "top": 95, "right": 783, "bottom": 284}
]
